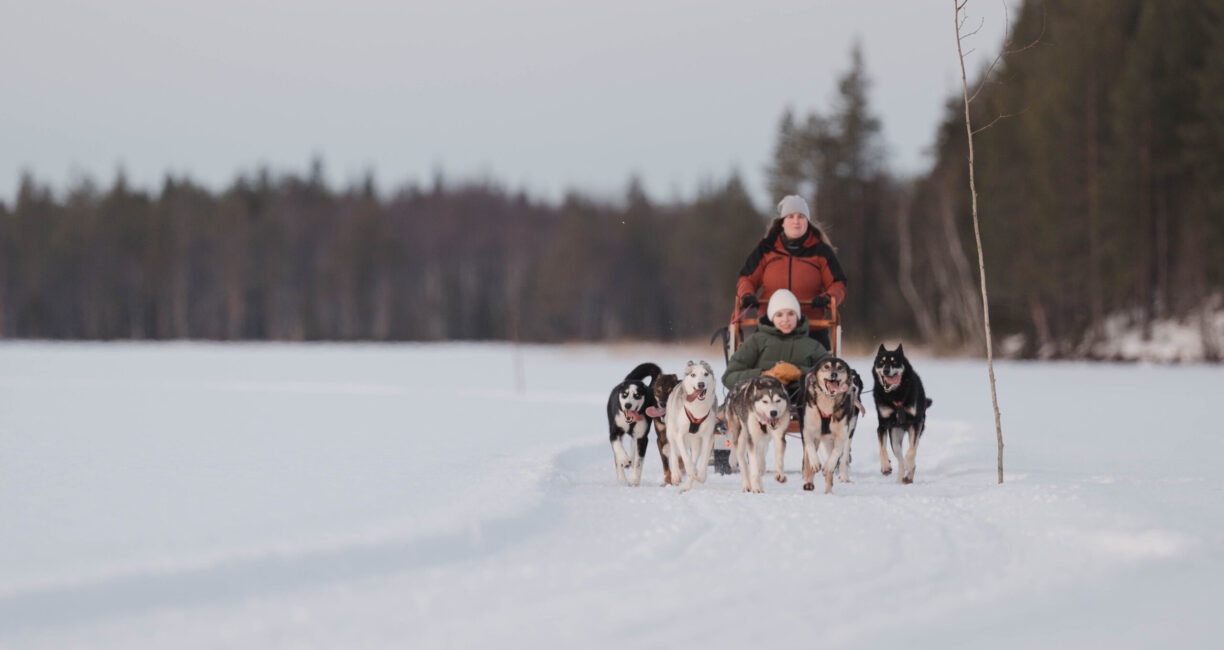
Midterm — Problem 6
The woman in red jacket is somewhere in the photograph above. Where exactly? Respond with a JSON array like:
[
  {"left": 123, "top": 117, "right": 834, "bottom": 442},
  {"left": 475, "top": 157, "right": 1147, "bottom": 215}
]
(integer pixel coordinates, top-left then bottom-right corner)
[{"left": 736, "top": 194, "right": 847, "bottom": 350}]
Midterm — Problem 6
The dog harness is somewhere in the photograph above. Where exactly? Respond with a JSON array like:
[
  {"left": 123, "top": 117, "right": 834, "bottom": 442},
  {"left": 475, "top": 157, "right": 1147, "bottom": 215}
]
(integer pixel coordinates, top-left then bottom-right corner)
[
  {"left": 816, "top": 404, "right": 833, "bottom": 434},
  {"left": 684, "top": 406, "right": 709, "bottom": 434}
]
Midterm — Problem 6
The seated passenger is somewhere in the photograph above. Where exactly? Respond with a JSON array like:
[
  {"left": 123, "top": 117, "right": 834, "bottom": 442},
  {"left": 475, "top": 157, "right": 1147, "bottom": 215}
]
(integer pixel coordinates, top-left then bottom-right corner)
[{"left": 722, "top": 289, "right": 831, "bottom": 405}]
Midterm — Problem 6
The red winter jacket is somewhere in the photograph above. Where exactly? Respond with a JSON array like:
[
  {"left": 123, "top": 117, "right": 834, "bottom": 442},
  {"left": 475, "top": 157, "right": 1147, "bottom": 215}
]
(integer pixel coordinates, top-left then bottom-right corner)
[{"left": 736, "top": 225, "right": 848, "bottom": 326}]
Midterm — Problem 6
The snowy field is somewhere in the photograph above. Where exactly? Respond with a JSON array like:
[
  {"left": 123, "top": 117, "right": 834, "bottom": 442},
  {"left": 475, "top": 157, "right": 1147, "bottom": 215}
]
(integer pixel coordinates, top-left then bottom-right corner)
[{"left": 1, "top": 342, "right": 1221, "bottom": 649}]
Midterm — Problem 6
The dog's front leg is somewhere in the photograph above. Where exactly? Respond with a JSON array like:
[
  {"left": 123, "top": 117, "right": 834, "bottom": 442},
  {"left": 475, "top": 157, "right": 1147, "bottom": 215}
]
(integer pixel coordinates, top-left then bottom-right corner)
[
  {"left": 692, "top": 431, "right": 714, "bottom": 484},
  {"left": 902, "top": 427, "right": 921, "bottom": 484},
  {"left": 877, "top": 427, "right": 893, "bottom": 476},
  {"left": 889, "top": 428, "right": 907, "bottom": 484},
  {"left": 677, "top": 433, "right": 697, "bottom": 493},
  {"left": 748, "top": 435, "right": 767, "bottom": 493},
  {"left": 667, "top": 441, "right": 683, "bottom": 487},
  {"left": 824, "top": 429, "right": 847, "bottom": 494},
  {"left": 629, "top": 433, "right": 649, "bottom": 486},
  {"left": 802, "top": 430, "right": 819, "bottom": 491},
  {"left": 610, "top": 438, "right": 629, "bottom": 484},
  {"left": 656, "top": 433, "right": 672, "bottom": 486},
  {"left": 837, "top": 431, "right": 853, "bottom": 483},
  {"left": 736, "top": 432, "right": 753, "bottom": 492},
  {"left": 772, "top": 429, "right": 787, "bottom": 483}
]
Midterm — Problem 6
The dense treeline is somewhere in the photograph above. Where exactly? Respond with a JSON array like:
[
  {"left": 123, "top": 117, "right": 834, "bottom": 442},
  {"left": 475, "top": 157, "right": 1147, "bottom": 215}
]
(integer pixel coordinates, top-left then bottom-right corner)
[
  {"left": 0, "top": 167, "right": 762, "bottom": 342},
  {"left": 2, "top": 0, "right": 1221, "bottom": 355},
  {"left": 910, "top": 0, "right": 1224, "bottom": 356}
]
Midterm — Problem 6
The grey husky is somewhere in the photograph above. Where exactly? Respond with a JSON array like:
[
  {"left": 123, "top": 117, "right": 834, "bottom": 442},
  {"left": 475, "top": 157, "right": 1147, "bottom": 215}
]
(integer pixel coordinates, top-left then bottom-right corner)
[{"left": 726, "top": 375, "right": 792, "bottom": 493}]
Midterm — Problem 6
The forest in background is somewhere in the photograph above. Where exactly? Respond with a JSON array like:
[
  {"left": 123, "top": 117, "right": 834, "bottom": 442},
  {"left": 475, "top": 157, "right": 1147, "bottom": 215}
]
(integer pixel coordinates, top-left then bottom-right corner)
[{"left": 1, "top": 0, "right": 1221, "bottom": 357}]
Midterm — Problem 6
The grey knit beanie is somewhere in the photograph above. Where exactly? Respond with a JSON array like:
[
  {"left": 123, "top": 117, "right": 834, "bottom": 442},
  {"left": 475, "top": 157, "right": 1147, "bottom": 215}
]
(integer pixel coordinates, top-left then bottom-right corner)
[{"left": 776, "top": 195, "right": 810, "bottom": 219}]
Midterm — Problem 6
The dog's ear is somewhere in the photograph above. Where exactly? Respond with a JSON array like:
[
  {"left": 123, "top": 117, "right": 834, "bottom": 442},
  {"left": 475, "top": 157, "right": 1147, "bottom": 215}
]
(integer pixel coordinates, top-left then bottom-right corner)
[
  {"left": 877, "top": 343, "right": 886, "bottom": 355},
  {"left": 897, "top": 342, "right": 905, "bottom": 355}
]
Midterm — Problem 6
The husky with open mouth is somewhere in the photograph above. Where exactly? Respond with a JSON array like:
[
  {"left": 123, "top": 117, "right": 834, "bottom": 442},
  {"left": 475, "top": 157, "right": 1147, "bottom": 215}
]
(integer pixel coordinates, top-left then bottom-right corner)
[
  {"left": 872, "top": 344, "right": 932, "bottom": 484},
  {"left": 605, "top": 362, "right": 661, "bottom": 486},
  {"left": 725, "top": 375, "right": 792, "bottom": 493},
  {"left": 664, "top": 360, "right": 719, "bottom": 493},
  {"left": 800, "top": 357, "right": 865, "bottom": 493}
]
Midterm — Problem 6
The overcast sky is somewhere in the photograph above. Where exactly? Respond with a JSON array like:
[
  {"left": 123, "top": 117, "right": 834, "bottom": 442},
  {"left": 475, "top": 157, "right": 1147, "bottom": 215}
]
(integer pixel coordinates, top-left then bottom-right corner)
[{"left": 1, "top": 0, "right": 1010, "bottom": 210}]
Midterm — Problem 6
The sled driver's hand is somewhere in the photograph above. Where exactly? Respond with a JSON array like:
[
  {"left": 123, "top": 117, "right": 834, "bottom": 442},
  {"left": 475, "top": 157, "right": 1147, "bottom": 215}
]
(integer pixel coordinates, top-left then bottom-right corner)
[
  {"left": 810, "top": 295, "right": 831, "bottom": 309},
  {"left": 739, "top": 294, "right": 759, "bottom": 310},
  {"left": 761, "top": 361, "right": 802, "bottom": 385}
]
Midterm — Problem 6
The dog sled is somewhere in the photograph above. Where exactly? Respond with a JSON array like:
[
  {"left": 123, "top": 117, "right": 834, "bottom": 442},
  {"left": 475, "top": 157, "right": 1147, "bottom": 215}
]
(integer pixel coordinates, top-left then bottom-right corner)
[{"left": 710, "top": 296, "right": 842, "bottom": 474}]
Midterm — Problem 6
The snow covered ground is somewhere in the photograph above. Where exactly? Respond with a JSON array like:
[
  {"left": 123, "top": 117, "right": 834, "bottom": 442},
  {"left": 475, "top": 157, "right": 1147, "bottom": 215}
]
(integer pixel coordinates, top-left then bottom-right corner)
[{"left": 1, "top": 342, "right": 1221, "bottom": 649}]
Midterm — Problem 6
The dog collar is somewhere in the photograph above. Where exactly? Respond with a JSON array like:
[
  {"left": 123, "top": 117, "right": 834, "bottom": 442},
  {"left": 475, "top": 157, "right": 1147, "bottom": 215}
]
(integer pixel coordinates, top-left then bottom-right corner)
[{"left": 891, "top": 400, "right": 904, "bottom": 407}]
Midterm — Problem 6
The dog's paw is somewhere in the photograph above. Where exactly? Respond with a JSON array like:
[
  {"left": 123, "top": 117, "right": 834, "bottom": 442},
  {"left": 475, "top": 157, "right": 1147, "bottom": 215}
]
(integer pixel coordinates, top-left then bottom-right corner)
[
  {"left": 881, "top": 466, "right": 893, "bottom": 476},
  {"left": 902, "top": 475, "right": 914, "bottom": 485},
  {"left": 775, "top": 474, "right": 787, "bottom": 483},
  {"left": 620, "top": 459, "right": 632, "bottom": 468},
  {"left": 751, "top": 487, "right": 764, "bottom": 494},
  {"left": 803, "top": 482, "right": 814, "bottom": 491}
]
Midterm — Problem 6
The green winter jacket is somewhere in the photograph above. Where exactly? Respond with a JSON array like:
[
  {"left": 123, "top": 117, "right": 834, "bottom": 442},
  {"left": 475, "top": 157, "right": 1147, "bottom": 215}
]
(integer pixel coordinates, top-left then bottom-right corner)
[{"left": 722, "top": 317, "right": 831, "bottom": 389}]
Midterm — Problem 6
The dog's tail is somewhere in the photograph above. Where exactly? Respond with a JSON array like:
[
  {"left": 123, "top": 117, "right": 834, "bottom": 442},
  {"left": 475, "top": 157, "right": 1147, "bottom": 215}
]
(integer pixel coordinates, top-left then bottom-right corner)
[
  {"left": 625, "top": 362, "right": 663, "bottom": 385},
  {"left": 926, "top": 398, "right": 933, "bottom": 409}
]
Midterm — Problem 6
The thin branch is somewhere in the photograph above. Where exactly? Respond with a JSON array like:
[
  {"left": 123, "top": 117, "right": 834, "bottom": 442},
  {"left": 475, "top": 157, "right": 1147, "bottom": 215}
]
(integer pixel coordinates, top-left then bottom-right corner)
[
  {"left": 965, "top": 0, "right": 1045, "bottom": 105},
  {"left": 962, "top": 17, "right": 986, "bottom": 39},
  {"left": 971, "top": 107, "right": 1028, "bottom": 134}
]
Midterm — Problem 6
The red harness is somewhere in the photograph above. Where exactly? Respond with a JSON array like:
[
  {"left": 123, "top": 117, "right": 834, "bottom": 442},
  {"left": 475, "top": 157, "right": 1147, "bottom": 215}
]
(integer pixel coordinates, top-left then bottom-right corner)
[{"left": 684, "top": 405, "right": 709, "bottom": 433}]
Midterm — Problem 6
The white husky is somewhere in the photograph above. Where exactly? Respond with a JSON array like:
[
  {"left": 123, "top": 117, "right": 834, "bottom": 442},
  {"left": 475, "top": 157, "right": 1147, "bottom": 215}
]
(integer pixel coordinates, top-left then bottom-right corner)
[{"left": 664, "top": 360, "right": 719, "bottom": 493}]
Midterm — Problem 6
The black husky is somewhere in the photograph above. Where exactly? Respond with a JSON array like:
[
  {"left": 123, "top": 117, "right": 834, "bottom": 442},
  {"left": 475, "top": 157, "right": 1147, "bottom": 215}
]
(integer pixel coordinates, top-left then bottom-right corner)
[
  {"left": 606, "top": 362, "right": 662, "bottom": 486},
  {"left": 872, "top": 344, "right": 933, "bottom": 484}
]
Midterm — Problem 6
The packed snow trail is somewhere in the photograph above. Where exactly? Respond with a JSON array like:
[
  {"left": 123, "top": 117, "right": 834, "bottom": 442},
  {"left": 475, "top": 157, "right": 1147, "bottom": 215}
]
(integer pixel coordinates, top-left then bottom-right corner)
[{"left": 0, "top": 343, "right": 1219, "bottom": 648}]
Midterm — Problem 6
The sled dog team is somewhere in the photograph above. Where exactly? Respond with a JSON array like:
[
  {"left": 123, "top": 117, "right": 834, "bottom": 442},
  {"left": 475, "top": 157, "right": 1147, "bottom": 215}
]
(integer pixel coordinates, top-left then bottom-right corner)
[{"left": 606, "top": 345, "right": 931, "bottom": 493}]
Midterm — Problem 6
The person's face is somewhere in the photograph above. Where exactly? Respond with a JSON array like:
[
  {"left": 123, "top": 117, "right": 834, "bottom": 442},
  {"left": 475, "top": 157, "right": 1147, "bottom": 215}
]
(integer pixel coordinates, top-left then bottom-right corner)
[
  {"left": 773, "top": 308, "right": 798, "bottom": 334},
  {"left": 782, "top": 212, "right": 808, "bottom": 240}
]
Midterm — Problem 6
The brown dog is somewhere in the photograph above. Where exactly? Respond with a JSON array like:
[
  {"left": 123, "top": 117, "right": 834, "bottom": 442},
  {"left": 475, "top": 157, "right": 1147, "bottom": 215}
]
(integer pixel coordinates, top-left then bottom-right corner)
[{"left": 646, "top": 373, "right": 683, "bottom": 485}]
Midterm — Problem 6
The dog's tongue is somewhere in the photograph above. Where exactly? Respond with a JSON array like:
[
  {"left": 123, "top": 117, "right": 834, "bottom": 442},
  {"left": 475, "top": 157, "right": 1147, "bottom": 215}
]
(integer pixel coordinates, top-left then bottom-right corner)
[
  {"left": 644, "top": 406, "right": 666, "bottom": 418},
  {"left": 685, "top": 388, "right": 707, "bottom": 402},
  {"left": 624, "top": 410, "right": 642, "bottom": 422},
  {"left": 884, "top": 374, "right": 902, "bottom": 386}
]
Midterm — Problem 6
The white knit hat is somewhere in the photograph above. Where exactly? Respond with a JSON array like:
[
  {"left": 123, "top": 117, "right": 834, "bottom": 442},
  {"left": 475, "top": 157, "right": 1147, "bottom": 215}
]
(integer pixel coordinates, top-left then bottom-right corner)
[
  {"left": 767, "top": 289, "right": 802, "bottom": 321},
  {"left": 776, "top": 194, "right": 810, "bottom": 219}
]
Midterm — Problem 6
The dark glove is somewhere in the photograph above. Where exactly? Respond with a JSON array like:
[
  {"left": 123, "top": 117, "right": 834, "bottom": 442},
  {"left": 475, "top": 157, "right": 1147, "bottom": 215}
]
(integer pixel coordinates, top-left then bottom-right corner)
[
  {"left": 739, "top": 294, "right": 759, "bottom": 310},
  {"left": 810, "top": 295, "right": 831, "bottom": 309}
]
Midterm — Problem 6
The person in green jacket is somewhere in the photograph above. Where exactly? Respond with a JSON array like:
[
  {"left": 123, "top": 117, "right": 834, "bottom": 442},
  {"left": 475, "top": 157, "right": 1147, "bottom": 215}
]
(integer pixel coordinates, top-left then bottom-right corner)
[{"left": 722, "top": 289, "right": 831, "bottom": 403}]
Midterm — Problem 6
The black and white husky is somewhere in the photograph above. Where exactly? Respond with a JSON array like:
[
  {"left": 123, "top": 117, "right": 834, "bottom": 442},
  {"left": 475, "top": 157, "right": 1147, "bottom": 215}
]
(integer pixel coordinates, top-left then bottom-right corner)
[
  {"left": 800, "top": 357, "right": 864, "bottom": 493},
  {"left": 872, "top": 344, "right": 933, "bottom": 484},
  {"left": 664, "top": 360, "right": 719, "bottom": 493},
  {"left": 725, "top": 375, "right": 792, "bottom": 493},
  {"left": 606, "top": 362, "right": 661, "bottom": 486}
]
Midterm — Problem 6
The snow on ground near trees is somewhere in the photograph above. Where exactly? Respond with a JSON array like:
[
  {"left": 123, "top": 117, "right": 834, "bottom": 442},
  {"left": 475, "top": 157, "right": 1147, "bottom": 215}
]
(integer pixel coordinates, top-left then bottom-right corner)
[{"left": 1, "top": 342, "right": 1220, "bottom": 649}]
